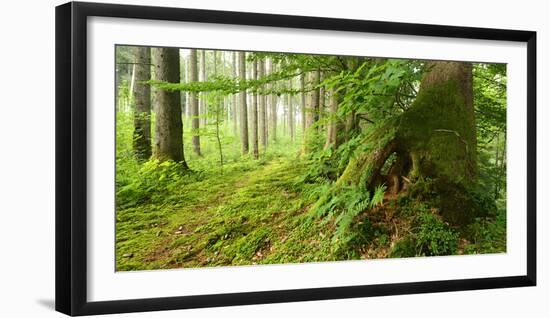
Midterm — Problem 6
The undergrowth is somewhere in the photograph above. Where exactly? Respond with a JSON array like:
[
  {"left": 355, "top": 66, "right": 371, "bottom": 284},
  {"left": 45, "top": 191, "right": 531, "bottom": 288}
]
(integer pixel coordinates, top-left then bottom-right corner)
[{"left": 116, "top": 112, "right": 506, "bottom": 271}]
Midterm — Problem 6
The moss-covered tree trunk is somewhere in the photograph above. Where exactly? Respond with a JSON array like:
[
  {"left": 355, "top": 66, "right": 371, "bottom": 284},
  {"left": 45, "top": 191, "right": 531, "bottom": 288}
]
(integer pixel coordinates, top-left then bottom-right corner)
[
  {"left": 152, "top": 47, "right": 188, "bottom": 168},
  {"left": 336, "top": 61, "right": 478, "bottom": 225},
  {"left": 133, "top": 46, "right": 152, "bottom": 160}
]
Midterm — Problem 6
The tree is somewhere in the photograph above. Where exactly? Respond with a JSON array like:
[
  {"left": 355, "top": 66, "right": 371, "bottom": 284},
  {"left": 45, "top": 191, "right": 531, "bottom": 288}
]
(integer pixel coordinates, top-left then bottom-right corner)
[
  {"left": 199, "top": 50, "right": 207, "bottom": 127},
  {"left": 232, "top": 52, "right": 238, "bottom": 136},
  {"left": 300, "top": 73, "right": 306, "bottom": 134},
  {"left": 250, "top": 59, "right": 259, "bottom": 159},
  {"left": 238, "top": 52, "right": 249, "bottom": 154},
  {"left": 324, "top": 87, "right": 342, "bottom": 150},
  {"left": 132, "top": 46, "right": 152, "bottom": 160},
  {"left": 288, "top": 79, "right": 295, "bottom": 141},
  {"left": 269, "top": 59, "right": 278, "bottom": 143},
  {"left": 152, "top": 47, "right": 188, "bottom": 167},
  {"left": 318, "top": 72, "right": 325, "bottom": 130},
  {"left": 258, "top": 59, "right": 268, "bottom": 149},
  {"left": 188, "top": 49, "right": 201, "bottom": 156},
  {"left": 335, "top": 61, "right": 478, "bottom": 225},
  {"left": 302, "top": 70, "right": 320, "bottom": 154}
]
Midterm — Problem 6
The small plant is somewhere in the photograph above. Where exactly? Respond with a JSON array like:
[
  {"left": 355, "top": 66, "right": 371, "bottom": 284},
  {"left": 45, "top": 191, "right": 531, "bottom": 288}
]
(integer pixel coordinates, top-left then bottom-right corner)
[
  {"left": 370, "top": 184, "right": 386, "bottom": 208},
  {"left": 414, "top": 211, "right": 459, "bottom": 256},
  {"left": 389, "top": 237, "right": 416, "bottom": 258}
]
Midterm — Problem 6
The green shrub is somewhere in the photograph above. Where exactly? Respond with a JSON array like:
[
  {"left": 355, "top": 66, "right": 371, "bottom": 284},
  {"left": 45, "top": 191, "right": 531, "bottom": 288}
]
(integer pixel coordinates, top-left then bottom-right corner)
[
  {"left": 414, "top": 212, "right": 459, "bottom": 256},
  {"left": 389, "top": 237, "right": 416, "bottom": 258}
]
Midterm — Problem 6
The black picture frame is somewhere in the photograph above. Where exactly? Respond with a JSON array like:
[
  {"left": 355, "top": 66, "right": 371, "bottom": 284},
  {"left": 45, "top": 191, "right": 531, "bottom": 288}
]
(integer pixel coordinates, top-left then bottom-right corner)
[{"left": 55, "top": 1, "right": 537, "bottom": 316}]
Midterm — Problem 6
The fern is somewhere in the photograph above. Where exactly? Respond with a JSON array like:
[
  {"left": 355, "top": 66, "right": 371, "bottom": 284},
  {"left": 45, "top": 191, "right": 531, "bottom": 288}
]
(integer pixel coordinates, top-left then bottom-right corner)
[
  {"left": 309, "top": 181, "right": 386, "bottom": 253},
  {"left": 332, "top": 187, "right": 371, "bottom": 245},
  {"left": 370, "top": 184, "right": 386, "bottom": 208}
]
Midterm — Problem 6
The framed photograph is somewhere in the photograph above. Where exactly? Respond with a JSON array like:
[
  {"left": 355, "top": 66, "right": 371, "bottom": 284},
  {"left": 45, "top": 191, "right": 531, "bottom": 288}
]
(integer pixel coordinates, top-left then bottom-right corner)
[{"left": 55, "top": 1, "right": 536, "bottom": 316}]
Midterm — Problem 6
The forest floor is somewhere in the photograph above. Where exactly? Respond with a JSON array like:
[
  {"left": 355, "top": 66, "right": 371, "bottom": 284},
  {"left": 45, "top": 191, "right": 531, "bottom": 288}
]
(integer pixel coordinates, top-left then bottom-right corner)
[
  {"left": 116, "top": 154, "right": 332, "bottom": 270},
  {"left": 116, "top": 151, "right": 507, "bottom": 271}
]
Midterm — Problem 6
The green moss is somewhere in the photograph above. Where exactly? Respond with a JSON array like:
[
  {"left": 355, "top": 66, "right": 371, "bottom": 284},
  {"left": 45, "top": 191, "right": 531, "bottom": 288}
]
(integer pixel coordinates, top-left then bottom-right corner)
[{"left": 398, "top": 80, "right": 476, "bottom": 186}]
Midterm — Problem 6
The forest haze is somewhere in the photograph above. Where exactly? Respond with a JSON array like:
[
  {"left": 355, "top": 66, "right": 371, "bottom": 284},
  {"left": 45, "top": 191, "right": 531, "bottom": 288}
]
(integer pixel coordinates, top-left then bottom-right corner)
[{"left": 115, "top": 46, "right": 506, "bottom": 271}]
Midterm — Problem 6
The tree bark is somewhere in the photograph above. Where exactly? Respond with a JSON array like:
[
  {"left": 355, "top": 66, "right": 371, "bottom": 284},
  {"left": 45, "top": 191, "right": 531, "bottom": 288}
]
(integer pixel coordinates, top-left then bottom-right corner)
[
  {"left": 302, "top": 70, "right": 320, "bottom": 154},
  {"left": 251, "top": 59, "right": 259, "bottom": 159},
  {"left": 258, "top": 59, "right": 268, "bottom": 149},
  {"left": 308, "top": 70, "right": 320, "bottom": 127},
  {"left": 317, "top": 71, "right": 325, "bottom": 129},
  {"left": 199, "top": 50, "right": 207, "bottom": 127},
  {"left": 300, "top": 73, "right": 306, "bottom": 134},
  {"left": 288, "top": 80, "right": 295, "bottom": 141},
  {"left": 232, "top": 52, "right": 238, "bottom": 137},
  {"left": 152, "top": 47, "right": 188, "bottom": 167},
  {"left": 238, "top": 52, "right": 249, "bottom": 154},
  {"left": 132, "top": 46, "right": 152, "bottom": 160},
  {"left": 269, "top": 60, "right": 278, "bottom": 143},
  {"left": 323, "top": 87, "right": 343, "bottom": 151},
  {"left": 188, "top": 49, "right": 201, "bottom": 156}
]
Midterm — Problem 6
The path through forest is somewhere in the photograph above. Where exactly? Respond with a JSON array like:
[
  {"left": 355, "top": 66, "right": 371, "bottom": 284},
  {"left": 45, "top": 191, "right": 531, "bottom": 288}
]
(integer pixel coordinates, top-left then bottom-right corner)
[{"left": 116, "top": 156, "right": 322, "bottom": 271}]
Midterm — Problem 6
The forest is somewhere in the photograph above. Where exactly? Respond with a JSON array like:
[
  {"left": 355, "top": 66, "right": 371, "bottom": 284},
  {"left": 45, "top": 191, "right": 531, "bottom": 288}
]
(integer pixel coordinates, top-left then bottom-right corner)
[{"left": 115, "top": 46, "right": 507, "bottom": 271}]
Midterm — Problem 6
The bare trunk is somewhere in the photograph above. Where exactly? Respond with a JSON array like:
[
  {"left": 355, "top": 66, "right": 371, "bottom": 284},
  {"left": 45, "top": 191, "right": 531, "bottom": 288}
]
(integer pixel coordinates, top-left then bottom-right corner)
[
  {"left": 199, "top": 50, "right": 207, "bottom": 127},
  {"left": 302, "top": 70, "right": 320, "bottom": 154},
  {"left": 318, "top": 72, "right": 325, "bottom": 131},
  {"left": 300, "top": 73, "right": 306, "bottom": 134},
  {"left": 269, "top": 60, "right": 278, "bottom": 143},
  {"left": 132, "top": 46, "right": 152, "bottom": 160},
  {"left": 238, "top": 52, "right": 249, "bottom": 154},
  {"left": 258, "top": 59, "right": 267, "bottom": 149},
  {"left": 152, "top": 47, "right": 187, "bottom": 167},
  {"left": 288, "top": 80, "right": 295, "bottom": 141},
  {"left": 251, "top": 59, "right": 259, "bottom": 159},
  {"left": 232, "top": 52, "right": 238, "bottom": 136},
  {"left": 324, "top": 87, "right": 342, "bottom": 151},
  {"left": 188, "top": 49, "right": 201, "bottom": 156}
]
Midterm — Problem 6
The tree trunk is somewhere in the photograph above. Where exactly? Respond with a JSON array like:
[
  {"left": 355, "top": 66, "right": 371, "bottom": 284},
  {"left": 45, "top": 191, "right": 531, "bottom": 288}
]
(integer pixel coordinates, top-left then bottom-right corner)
[
  {"left": 324, "top": 87, "right": 343, "bottom": 151},
  {"left": 180, "top": 55, "right": 189, "bottom": 117},
  {"left": 336, "top": 61, "right": 477, "bottom": 225},
  {"left": 188, "top": 49, "right": 201, "bottom": 156},
  {"left": 317, "top": 71, "right": 325, "bottom": 130},
  {"left": 132, "top": 46, "right": 152, "bottom": 160},
  {"left": 152, "top": 47, "right": 188, "bottom": 167},
  {"left": 238, "top": 52, "right": 249, "bottom": 154},
  {"left": 250, "top": 59, "right": 259, "bottom": 159},
  {"left": 288, "top": 80, "right": 295, "bottom": 141},
  {"left": 302, "top": 70, "right": 320, "bottom": 154},
  {"left": 199, "top": 50, "right": 207, "bottom": 127},
  {"left": 232, "top": 52, "right": 238, "bottom": 137},
  {"left": 258, "top": 59, "right": 268, "bottom": 149},
  {"left": 309, "top": 70, "right": 320, "bottom": 126},
  {"left": 300, "top": 73, "right": 306, "bottom": 134},
  {"left": 269, "top": 60, "right": 278, "bottom": 143}
]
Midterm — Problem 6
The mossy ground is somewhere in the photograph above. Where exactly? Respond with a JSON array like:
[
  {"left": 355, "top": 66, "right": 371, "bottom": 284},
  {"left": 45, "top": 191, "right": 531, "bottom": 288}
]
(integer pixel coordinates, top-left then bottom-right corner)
[
  {"left": 116, "top": 113, "right": 505, "bottom": 271},
  {"left": 116, "top": 153, "right": 344, "bottom": 270},
  {"left": 116, "top": 154, "right": 506, "bottom": 271}
]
